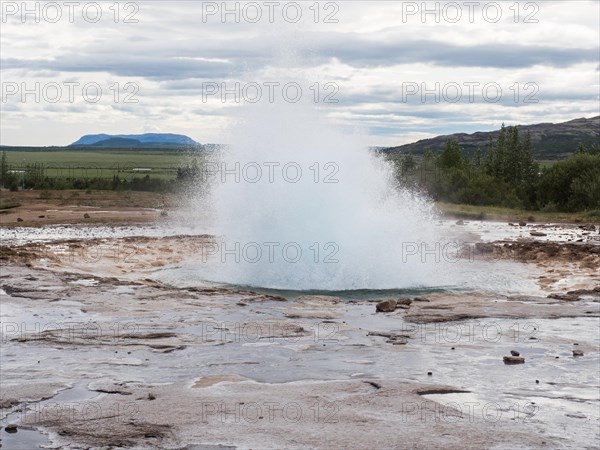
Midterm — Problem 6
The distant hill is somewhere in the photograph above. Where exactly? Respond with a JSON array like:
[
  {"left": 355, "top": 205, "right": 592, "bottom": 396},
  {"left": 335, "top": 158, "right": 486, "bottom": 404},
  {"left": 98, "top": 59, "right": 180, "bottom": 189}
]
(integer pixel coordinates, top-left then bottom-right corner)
[
  {"left": 383, "top": 116, "right": 600, "bottom": 160},
  {"left": 71, "top": 133, "right": 200, "bottom": 147}
]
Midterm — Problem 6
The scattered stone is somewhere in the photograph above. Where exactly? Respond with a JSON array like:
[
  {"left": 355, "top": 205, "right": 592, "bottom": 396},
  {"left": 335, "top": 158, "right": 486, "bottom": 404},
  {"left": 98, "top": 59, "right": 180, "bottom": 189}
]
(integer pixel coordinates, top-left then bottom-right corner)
[
  {"left": 535, "top": 380, "right": 539, "bottom": 384},
  {"left": 376, "top": 299, "right": 397, "bottom": 312},
  {"left": 412, "top": 297, "right": 430, "bottom": 303},
  {"left": 5, "top": 424, "right": 17, "bottom": 433},
  {"left": 396, "top": 298, "right": 413, "bottom": 306},
  {"left": 367, "top": 331, "right": 409, "bottom": 345},
  {"left": 573, "top": 350, "right": 584, "bottom": 357},
  {"left": 427, "top": 371, "right": 433, "bottom": 376},
  {"left": 38, "top": 215, "right": 45, "bottom": 218},
  {"left": 503, "top": 356, "right": 525, "bottom": 364},
  {"left": 148, "top": 393, "right": 156, "bottom": 400},
  {"left": 451, "top": 347, "right": 455, "bottom": 350},
  {"left": 508, "top": 222, "right": 514, "bottom": 226},
  {"left": 455, "top": 220, "right": 465, "bottom": 225},
  {"left": 574, "top": 343, "right": 579, "bottom": 345},
  {"left": 530, "top": 231, "right": 547, "bottom": 237},
  {"left": 519, "top": 221, "right": 527, "bottom": 226},
  {"left": 83, "top": 213, "right": 90, "bottom": 219},
  {"left": 510, "top": 350, "right": 520, "bottom": 356},
  {"left": 387, "top": 337, "right": 408, "bottom": 345},
  {"left": 16, "top": 217, "right": 23, "bottom": 222}
]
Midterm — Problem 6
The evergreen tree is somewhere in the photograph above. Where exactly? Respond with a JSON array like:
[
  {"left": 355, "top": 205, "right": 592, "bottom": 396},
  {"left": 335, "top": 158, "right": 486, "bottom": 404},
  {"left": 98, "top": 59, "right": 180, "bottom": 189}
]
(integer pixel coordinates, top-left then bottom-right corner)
[
  {"left": 438, "top": 140, "right": 462, "bottom": 169},
  {"left": 401, "top": 153, "right": 416, "bottom": 172}
]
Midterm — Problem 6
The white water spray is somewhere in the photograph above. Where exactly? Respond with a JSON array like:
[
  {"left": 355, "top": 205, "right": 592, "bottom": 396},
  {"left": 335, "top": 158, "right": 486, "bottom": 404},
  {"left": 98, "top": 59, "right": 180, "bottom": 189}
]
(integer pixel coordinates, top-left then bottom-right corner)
[{"left": 194, "top": 76, "right": 443, "bottom": 290}]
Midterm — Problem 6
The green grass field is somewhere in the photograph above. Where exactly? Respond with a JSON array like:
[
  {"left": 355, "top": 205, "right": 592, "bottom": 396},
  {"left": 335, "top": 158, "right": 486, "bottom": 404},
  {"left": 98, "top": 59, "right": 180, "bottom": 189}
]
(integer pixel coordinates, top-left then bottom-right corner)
[{"left": 2, "top": 150, "right": 195, "bottom": 180}]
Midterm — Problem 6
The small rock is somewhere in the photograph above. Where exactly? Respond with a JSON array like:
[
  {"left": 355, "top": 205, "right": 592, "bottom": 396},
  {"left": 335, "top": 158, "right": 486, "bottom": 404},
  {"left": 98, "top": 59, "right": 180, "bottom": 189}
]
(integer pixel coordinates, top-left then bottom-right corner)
[
  {"left": 376, "top": 300, "right": 397, "bottom": 313},
  {"left": 427, "top": 371, "right": 433, "bottom": 376},
  {"left": 83, "top": 213, "right": 90, "bottom": 219},
  {"left": 160, "top": 210, "right": 168, "bottom": 217},
  {"left": 396, "top": 298, "right": 413, "bottom": 306},
  {"left": 573, "top": 350, "right": 584, "bottom": 357},
  {"left": 530, "top": 231, "right": 547, "bottom": 237},
  {"left": 16, "top": 217, "right": 23, "bottom": 222},
  {"left": 365, "top": 381, "right": 382, "bottom": 389},
  {"left": 503, "top": 356, "right": 525, "bottom": 364},
  {"left": 367, "top": 331, "right": 409, "bottom": 345},
  {"left": 148, "top": 393, "right": 156, "bottom": 400},
  {"left": 386, "top": 337, "right": 408, "bottom": 345},
  {"left": 510, "top": 350, "right": 520, "bottom": 356},
  {"left": 508, "top": 222, "right": 514, "bottom": 226},
  {"left": 455, "top": 220, "right": 465, "bottom": 225},
  {"left": 535, "top": 380, "right": 539, "bottom": 384},
  {"left": 38, "top": 215, "right": 45, "bottom": 218},
  {"left": 5, "top": 424, "right": 17, "bottom": 433},
  {"left": 451, "top": 347, "right": 455, "bottom": 350},
  {"left": 519, "top": 221, "right": 527, "bottom": 226}
]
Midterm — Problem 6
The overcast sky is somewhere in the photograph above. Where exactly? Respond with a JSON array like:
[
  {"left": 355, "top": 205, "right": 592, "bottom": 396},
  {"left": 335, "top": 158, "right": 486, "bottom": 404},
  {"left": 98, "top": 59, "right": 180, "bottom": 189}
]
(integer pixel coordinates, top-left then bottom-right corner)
[{"left": 1, "top": 1, "right": 599, "bottom": 146}]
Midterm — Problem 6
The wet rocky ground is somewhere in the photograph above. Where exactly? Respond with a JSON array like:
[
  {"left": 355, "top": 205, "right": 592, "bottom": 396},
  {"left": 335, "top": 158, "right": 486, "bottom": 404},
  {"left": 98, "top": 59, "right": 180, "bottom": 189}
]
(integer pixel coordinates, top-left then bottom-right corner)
[{"left": 1, "top": 221, "right": 599, "bottom": 449}]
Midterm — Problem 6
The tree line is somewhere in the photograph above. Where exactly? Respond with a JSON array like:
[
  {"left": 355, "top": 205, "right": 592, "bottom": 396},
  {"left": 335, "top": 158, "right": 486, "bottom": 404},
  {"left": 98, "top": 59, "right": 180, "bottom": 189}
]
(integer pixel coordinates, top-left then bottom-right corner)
[
  {"left": 1, "top": 128, "right": 599, "bottom": 213},
  {"left": 393, "top": 124, "right": 600, "bottom": 212},
  {"left": 0, "top": 153, "right": 174, "bottom": 193}
]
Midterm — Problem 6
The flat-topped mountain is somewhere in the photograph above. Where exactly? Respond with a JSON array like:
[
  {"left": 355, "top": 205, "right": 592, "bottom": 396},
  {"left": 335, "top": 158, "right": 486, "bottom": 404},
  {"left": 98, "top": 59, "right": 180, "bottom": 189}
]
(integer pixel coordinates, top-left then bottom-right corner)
[{"left": 70, "top": 133, "right": 200, "bottom": 147}]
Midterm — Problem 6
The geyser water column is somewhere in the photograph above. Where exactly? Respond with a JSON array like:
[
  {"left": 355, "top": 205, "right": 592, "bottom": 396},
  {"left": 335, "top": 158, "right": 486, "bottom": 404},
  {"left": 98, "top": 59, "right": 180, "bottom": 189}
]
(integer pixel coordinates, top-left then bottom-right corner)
[{"left": 197, "top": 77, "right": 443, "bottom": 291}]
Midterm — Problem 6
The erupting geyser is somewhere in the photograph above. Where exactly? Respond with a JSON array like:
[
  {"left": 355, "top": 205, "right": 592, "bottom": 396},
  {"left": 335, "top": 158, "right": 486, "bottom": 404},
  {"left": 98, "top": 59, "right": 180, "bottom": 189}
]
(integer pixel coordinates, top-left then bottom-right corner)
[{"left": 194, "top": 77, "right": 442, "bottom": 291}]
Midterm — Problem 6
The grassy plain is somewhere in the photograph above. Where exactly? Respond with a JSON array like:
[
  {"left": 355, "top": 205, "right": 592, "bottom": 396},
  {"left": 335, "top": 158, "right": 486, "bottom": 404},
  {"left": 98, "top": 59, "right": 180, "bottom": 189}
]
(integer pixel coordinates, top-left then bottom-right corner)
[{"left": 2, "top": 149, "right": 194, "bottom": 180}]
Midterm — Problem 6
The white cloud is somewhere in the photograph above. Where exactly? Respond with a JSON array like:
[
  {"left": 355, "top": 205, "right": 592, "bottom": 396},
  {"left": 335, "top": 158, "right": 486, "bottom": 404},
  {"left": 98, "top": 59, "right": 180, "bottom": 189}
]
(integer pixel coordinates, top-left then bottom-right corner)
[{"left": 1, "top": 0, "right": 598, "bottom": 146}]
